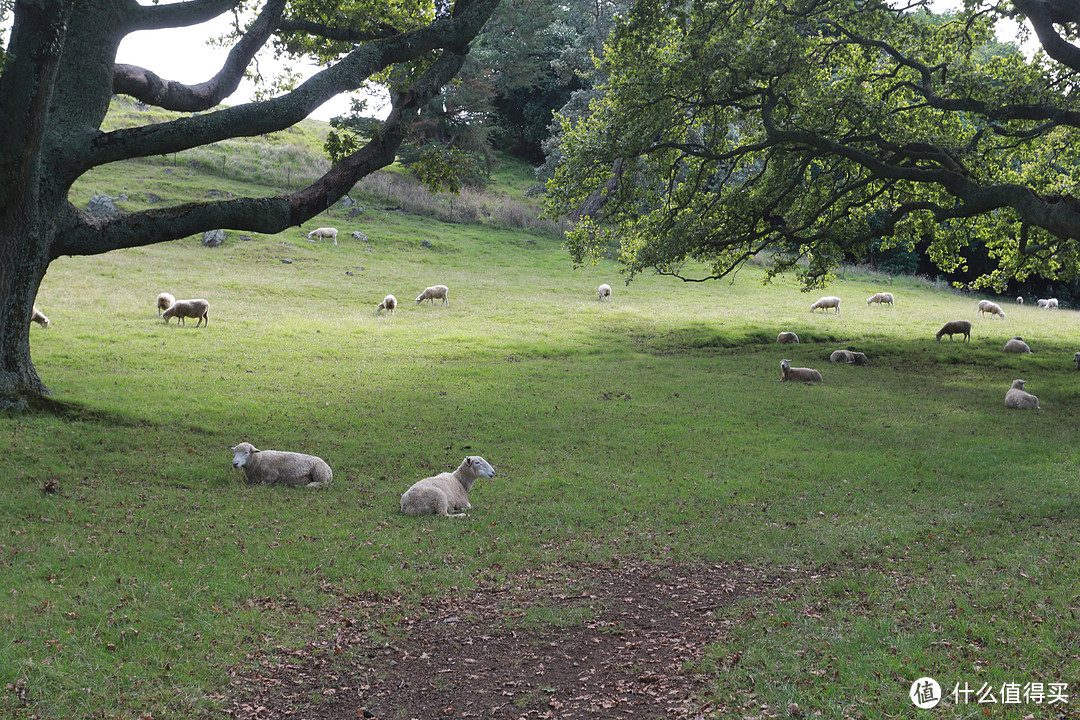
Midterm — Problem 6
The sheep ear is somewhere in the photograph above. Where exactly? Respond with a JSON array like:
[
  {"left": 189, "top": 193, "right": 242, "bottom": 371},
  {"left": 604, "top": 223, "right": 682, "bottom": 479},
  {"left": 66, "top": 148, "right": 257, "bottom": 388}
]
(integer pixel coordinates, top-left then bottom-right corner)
[{"left": 465, "top": 457, "right": 474, "bottom": 465}]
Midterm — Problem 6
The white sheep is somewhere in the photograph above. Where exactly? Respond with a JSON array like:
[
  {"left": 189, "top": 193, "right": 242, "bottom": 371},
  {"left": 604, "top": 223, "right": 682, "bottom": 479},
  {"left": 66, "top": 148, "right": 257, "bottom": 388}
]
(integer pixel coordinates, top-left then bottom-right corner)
[
  {"left": 809, "top": 296, "right": 841, "bottom": 314},
  {"left": 776, "top": 331, "right": 800, "bottom": 344},
  {"left": 400, "top": 456, "right": 496, "bottom": 517},
  {"left": 597, "top": 283, "right": 612, "bottom": 302},
  {"left": 230, "top": 442, "right": 333, "bottom": 488},
  {"left": 780, "top": 358, "right": 822, "bottom": 383},
  {"left": 377, "top": 294, "right": 397, "bottom": 316},
  {"left": 161, "top": 298, "right": 209, "bottom": 327},
  {"left": 1004, "top": 379, "right": 1039, "bottom": 410},
  {"left": 1075, "top": 351, "right": 1080, "bottom": 370},
  {"left": 1048, "top": 298, "right": 1059, "bottom": 310},
  {"left": 156, "top": 292, "right": 175, "bottom": 315},
  {"left": 977, "top": 300, "right": 1006, "bottom": 318},
  {"left": 829, "top": 349, "right": 868, "bottom": 364},
  {"left": 416, "top": 284, "right": 449, "bottom": 306},
  {"left": 1016, "top": 296, "right": 1024, "bottom": 305},
  {"left": 306, "top": 227, "right": 338, "bottom": 245},
  {"left": 1037, "top": 298, "right": 1050, "bottom": 309},
  {"left": 30, "top": 306, "right": 49, "bottom": 328},
  {"left": 1003, "top": 337, "right": 1031, "bottom": 354},
  {"left": 935, "top": 320, "right": 971, "bottom": 342},
  {"left": 866, "top": 292, "right": 894, "bottom": 307}
]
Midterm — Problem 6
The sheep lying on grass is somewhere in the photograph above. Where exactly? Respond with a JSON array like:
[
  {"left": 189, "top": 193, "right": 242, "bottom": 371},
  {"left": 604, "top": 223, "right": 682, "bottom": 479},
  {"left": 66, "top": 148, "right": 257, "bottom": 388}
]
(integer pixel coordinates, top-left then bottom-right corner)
[
  {"left": 1004, "top": 379, "right": 1039, "bottom": 410},
  {"left": 1003, "top": 337, "right": 1032, "bottom": 354},
  {"left": 866, "top": 292, "right": 894, "bottom": 307},
  {"left": 377, "top": 294, "right": 397, "bottom": 316},
  {"left": 597, "top": 283, "right": 612, "bottom": 302},
  {"left": 161, "top": 299, "right": 209, "bottom": 327},
  {"left": 809, "top": 296, "right": 841, "bottom": 314},
  {"left": 400, "top": 456, "right": 496, "bottom": 517},
  {"left": 416, "top": 284, "right": 449, "bottom": 306},
  {"left": 30, "top": 306, "right": 49, "bottom": 328},
  {"left": 307, "top": 227, "right": 338, "bottom": 245},
  {"left": 935, "top": 320, "right": 971, "bottom": 342},
  {"left": 829, "top": 349, "right": 867, "bottom": 364},
  {"left": 156, "top": 292, "right": 175, "bottom": 318},
  {"left": 977, "top": 300, "right": 1006, "bottom": 318},
  {"left": 776, "top": 331, "right": 800, "bottom": 344},
  {"left": 780, "top": 359, "right": 822, "bottom": 383},
  {"left": 231, "top": 442, "right": 333, "bottom": 488}
]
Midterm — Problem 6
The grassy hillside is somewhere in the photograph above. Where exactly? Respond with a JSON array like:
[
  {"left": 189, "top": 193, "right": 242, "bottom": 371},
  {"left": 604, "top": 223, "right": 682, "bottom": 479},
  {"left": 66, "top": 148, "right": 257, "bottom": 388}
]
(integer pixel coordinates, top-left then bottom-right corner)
[{"left": 2, "top": 134, "right": 1079, "bottom": 718}]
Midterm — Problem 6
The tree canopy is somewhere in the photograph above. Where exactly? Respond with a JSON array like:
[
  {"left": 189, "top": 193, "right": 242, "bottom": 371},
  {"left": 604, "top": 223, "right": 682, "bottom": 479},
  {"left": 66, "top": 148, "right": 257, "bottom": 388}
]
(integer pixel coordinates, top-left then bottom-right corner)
[{"left": 545, "top": 0, "right": 1080, "bottom": 291}]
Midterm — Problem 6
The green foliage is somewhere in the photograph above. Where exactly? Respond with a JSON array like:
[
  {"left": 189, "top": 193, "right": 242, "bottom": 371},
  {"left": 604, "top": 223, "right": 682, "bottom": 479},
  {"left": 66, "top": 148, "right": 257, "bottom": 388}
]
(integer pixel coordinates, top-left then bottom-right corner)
[{"left": 410, "top": 142, "right": 475, "bottom": 193}]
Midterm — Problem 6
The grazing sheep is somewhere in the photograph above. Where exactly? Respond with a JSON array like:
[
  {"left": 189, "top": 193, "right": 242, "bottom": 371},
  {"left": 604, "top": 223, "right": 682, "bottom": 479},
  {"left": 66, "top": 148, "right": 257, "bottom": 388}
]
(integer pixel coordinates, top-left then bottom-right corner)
[
  {"left": 1074, "top": 351, "right": 1080, "bottom": 370},
  {"left": 935, "top": 320, "right": 971, "bottom": 342},
  {"left": 776, "top": 331, "right": 800, "bottom": 344},
  {"left": 1003, "top": 337, "right": 1032, "bottom": 354},
  {"left": 306, "top": 227, "right": 338, "bottom": 245},
  {"left": 400, "top": 456, "right": 496, "bottom": 518},
  {"left": 977, "top": 300, "right": 1006, "bottom": 318},
  {"left": 829, "top": 349, "right": 868, "bottom": 364},
  {"left": 597, "top": 283, "right": 612, "bottom": 302},
  {"left": 30, "top": 306, "right": 49, "bottom": 328},
  {"left": 1016, "top": 296, "right": 1024, "bottom": 305},
  {"left": 377, "top": 294, "right": 397, "bottom": 316},
  {"left": 1048, "top": 298, "right": 1059, "bottom": 310},
  {"left": 1037, "top": 298, "right": 1050, "bottom": 309},
  {"left": 1004, "top": 379, "right": 1039, "bottom": 410},
  {"left": 415, "top": 284, "right": 449, "bottom": 306},
  {"left": 780, "top": 358, "right": 822, "bottom": 383},
  {"left": 230, "top": 442, "right": 333, "bottom": 488},
  {"left": 161, "top": 298, "right": 209, "bottom": 327},
  {"left": 866, "top": 292, "right": 894, "bottom": 307},
  {"left": 156, "top": 292, "right": 176, "bottom": 318},
  {"left": 809, "top": 296, "right": 841, "bottom": 314}
]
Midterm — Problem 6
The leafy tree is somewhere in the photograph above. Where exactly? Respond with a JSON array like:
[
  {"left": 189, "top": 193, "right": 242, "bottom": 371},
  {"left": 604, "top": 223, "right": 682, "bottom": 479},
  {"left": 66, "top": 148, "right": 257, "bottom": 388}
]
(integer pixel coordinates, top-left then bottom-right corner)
[
  {"left": 0, "top": 0, "right": 500, "bottom": 409},
  {"left": 545, "top": 0, "right": 1080, "bottom": 292}
]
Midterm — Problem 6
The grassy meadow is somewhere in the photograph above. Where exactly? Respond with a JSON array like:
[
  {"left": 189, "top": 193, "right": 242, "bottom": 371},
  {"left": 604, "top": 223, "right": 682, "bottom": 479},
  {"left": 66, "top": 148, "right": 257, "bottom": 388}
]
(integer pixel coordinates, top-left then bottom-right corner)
[{"left": 3, "top": 133, "right": 1080, "bottom": 718}]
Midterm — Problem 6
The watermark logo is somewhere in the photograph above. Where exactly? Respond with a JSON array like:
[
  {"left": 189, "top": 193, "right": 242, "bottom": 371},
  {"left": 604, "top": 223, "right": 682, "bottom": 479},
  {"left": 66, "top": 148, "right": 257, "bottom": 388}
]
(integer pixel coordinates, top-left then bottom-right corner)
[{"left": 910, "top": 677, "right": 942, "bottom": 709}]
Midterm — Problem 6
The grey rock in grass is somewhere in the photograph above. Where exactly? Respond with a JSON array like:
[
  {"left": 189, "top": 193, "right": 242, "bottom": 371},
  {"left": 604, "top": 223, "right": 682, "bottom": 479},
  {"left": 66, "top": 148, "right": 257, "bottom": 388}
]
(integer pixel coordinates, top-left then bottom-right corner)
[
  {"left": 87, "top": 194, "right": 117, "bottom": 217},
  {"left": 201, "top": 229, "right": 226, "bottom": 247}
]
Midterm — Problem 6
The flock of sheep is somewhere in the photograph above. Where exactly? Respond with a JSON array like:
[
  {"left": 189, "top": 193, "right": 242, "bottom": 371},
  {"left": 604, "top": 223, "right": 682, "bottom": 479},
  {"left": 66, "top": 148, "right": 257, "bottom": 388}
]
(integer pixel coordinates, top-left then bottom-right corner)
[{"left": 778, "top": 290, "right": 1074, "bottom": 411}]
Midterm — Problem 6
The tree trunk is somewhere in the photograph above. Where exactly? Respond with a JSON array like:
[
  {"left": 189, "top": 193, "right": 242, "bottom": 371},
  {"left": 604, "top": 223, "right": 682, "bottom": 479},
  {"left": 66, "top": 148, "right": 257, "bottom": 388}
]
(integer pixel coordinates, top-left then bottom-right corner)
[{"left": 0, "top": 226, "right": 52, "bottom": 409}]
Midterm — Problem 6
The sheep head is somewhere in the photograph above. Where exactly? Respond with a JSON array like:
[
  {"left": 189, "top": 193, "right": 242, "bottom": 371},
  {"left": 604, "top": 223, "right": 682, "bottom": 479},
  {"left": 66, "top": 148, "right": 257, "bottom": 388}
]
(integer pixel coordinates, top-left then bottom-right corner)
[{"left": 231, "top": 442, "right": 260, "bottom": 469}]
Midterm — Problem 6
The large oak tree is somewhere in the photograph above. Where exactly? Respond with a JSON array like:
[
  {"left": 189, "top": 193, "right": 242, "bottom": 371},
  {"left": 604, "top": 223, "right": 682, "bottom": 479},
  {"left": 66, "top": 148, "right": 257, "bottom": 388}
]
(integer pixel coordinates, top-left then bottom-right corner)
[
  {"left": 546, "top": 0, "right": 1080, "bottom": 291},
  {"left": 0, "top": 0, "right": 500, "bottom": 409}
]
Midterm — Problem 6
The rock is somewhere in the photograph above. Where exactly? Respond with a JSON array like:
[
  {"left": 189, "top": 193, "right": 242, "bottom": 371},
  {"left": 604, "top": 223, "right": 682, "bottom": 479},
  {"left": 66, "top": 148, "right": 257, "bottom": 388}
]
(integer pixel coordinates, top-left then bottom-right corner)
[
  {"left": 351, "top": 231, "right": 370, "bottom": 243},
  {"left": 201, "top": 229, "right": 226, "bottom": 247},
  {"left": 87, "top": 194, "right": 117, "bottom": 217}
]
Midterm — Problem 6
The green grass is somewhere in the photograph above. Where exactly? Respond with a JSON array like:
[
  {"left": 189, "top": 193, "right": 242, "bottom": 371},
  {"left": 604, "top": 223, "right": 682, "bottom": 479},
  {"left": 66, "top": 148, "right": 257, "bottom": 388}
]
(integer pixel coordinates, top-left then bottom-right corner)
[{"left": 4, "top": 161, "right": 1080, "bottom": 718}]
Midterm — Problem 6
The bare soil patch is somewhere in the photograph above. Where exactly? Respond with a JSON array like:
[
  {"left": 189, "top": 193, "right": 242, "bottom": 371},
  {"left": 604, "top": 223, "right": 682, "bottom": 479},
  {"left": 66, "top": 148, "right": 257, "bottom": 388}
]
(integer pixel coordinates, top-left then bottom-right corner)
[{"left": 226, "top": 560, "right": 798, "bottom": 719}]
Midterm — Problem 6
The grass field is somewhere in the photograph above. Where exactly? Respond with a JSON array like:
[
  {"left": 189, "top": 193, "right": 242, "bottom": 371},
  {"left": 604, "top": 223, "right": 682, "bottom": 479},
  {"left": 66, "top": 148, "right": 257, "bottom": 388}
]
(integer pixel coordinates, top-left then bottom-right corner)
[{"left": 3, "top": 154, "right": 1080, "bottom": 718}]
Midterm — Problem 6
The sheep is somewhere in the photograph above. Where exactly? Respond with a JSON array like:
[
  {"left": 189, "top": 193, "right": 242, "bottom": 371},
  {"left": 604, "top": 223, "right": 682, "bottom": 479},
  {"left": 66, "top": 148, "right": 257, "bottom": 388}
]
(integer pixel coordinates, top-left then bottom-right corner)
[
  {"left": 161, "top": 298, "right": 209, "bottom": 327},
  {"left": 306, "top": 227, "right": 338, "bottom": 245},
  {"left": 1075, "top": 351, "right": 1080, "bottom": 370},
  {"left": 415, "top": 284, "right": 449, "bottom": 306},
  {"left": 376, "top": 294, "right": 397, "bottom": 316},
  {"left": 231, "top": 442, "right": 333, "bottom": 488},
  {"left": 776, "top": 331, "right": 800, "bottom": 344},
  {"left": 1037, "top": 298, "right": 1050, "bottom": 309},
  {"left": 809, "top": 296, "right": 841, "bottom": 314},
  {"left": 935, "top": 320, "right": 971, "bottom": 342},
  {"left": 1003, "top": 336, "right": 1032, "bottom": 354},
  {"left": 1048, "top": 298, "right": 1059, "bottom": 310},
  {"left": 829, "top": 349, "right": 868, "bottom": 364},
  {"left": 977, "top": 300, "right": 1006, "bottom": 318},
  {"left": 597, "top": 283, "right": 612, "bottom": 302},
  {"left": 30, "top": 306, "right": 49, "bottom": 329},
  {"left": 1016, "top": 296, "right": 1024, "bottom": 305},
  {"left": 780, "top": 358, "right": 822, "bottom": 383},
  {"left": 156, "top": 292, "right": 176, "bottom": 318},
  {"left": 866, "top": 292, "right": 894, "bottom": 307},
  {"left": 1004, "top": 379, "right": 1039, "bottom": 410},
  {"left": 400, "top": 456, "right": 496, "bottom": 517}
]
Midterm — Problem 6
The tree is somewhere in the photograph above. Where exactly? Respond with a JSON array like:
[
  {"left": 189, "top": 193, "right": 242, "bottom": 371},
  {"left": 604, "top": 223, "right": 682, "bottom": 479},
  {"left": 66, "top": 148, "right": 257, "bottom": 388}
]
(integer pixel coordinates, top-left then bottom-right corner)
[
  {"left": 0, "top": 0, "right": 500, "bottom": 409},
  {"left": 545, "top": 0, "right": 1080, "bottom": 292}
]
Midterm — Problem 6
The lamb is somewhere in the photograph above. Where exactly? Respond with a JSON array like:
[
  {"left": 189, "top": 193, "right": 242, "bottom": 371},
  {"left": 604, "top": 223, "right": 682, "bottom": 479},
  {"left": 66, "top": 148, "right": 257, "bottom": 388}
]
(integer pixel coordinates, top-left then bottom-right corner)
[
  {"left": 1003, "top": 337, "right": 1031, "bottom": 354},
  {"left": 1004, "top": 379, "right": 1039, "bottom": 410},
  {"left": 935, "top": 320, "right": 971, "bottom": 342},
  {"left": 30, "top": 306, "right": 49, "bottom": 328},
  {"left": 780, "top": 358, "right": 822, "bottom": 383},
  {"left": 1037, "top": 298, "right": 1050, "bottom": 309},
  {"left": 156, "top": 292, "right": 176, "bottom": 318},
  {"left": 1016, "top": 296, "right": 1024, "bottom": 305},
  {"left": 809, "top": 296, "right": 841, "bottom": 314},
  {"left": 161, "top": 298, "right": 209, "bottom": 327},
  {"left": 829, "top": 349, "right": 868, "bottom": 364},
  {"left": 306, "top": 227, "right": 338, "bottom": 245},
  {"left": 1048, "top": 298, "right": 1059, "bottom": 310},
  {"left": 597, "top": 283, "right": 612, "bottom": 302},
  {"left": 376, "top": 294, "right": 397, "bottom": 316},
  {"left": 400, "top": 456, "right": 496, "bottom": 517},
  {"left": 415, "top": 284, "right": 449, "bottom": 306},
  {"left": 977, "top": 300, "right": 1006, "bottom": 318},
  {"left": 866, "top": 292, "right": 894, "bottom": 307},
  {"left": 230, "top": 442, "right": 333, "bottom": 488},
  {"left": 776, "top": 331, "right": 800, "bottom": 344}
]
